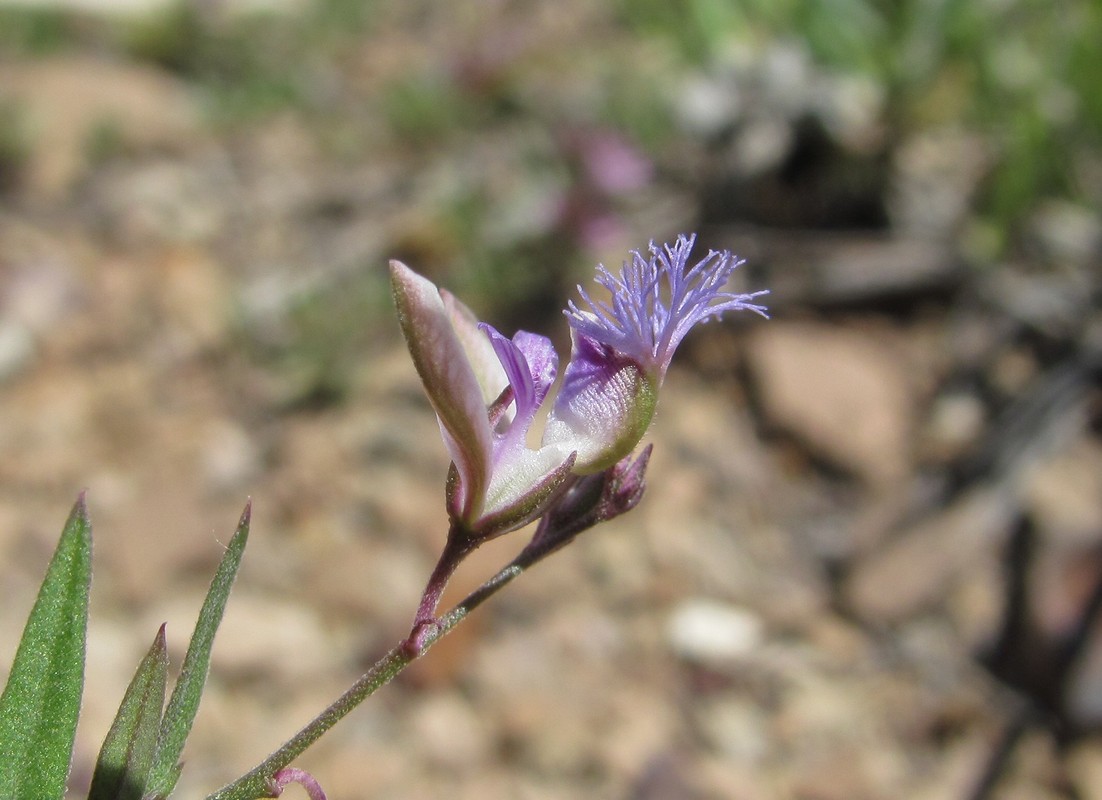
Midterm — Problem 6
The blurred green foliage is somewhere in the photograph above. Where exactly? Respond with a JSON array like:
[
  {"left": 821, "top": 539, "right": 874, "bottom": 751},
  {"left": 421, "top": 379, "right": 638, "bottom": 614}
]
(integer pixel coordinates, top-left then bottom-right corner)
[
  {"left": 0, "top": 6, "right": 88, "bottom": 54},
  {"left": 381, "top": 73, "right": 479, "bottom": 144},
  {"left": 621, "top": 0, "right": 1102, "bottom": 244},
  {"left": 0, "top": 99, "right": 30, "bottom": 192},
  {"left": 121, "top": 1, "right": 376, "bottom": 122},
  {"left": 273, "top": 271, "right": 395, "bottom": 409},
  {"left": 1, "top": 0, "right": 1095, "bottom": 239}
]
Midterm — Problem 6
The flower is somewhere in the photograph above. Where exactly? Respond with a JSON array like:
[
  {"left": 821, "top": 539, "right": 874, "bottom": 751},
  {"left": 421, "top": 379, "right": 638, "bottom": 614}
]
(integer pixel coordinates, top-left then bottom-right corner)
[
  {"left": 390, "top": 234, "right": 767, "bottom": 532},
  {"left": 543, "top": 233, "right": 768, "bottom": 471},
  {"left": 390, "top": 261, "right": 576, "bottom": 539}
]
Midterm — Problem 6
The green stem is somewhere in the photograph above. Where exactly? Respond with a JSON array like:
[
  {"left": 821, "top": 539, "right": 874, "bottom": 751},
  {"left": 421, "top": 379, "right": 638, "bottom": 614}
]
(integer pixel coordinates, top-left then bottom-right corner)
[{"left": 204, "top": 562, "right": 526, "bottom": 800}]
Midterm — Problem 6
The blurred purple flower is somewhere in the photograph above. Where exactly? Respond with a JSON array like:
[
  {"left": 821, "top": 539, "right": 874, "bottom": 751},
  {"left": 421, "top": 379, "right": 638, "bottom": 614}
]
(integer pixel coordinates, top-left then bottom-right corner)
[
  {"left": 557, "top": 128, "right": 654, "bottom": 250},
  {"left": 576, "top": 130, "right": 653, "bottom": 195}
]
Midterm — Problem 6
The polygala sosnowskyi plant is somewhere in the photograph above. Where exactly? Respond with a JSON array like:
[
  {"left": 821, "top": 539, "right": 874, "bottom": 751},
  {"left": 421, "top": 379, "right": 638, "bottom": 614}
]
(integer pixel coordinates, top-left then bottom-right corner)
[
  {"left": 0, "top": 234, "right": 766, "bottom": 800},
  {"left": 393, "top": 233, "right": 768, "bottom": 649}
]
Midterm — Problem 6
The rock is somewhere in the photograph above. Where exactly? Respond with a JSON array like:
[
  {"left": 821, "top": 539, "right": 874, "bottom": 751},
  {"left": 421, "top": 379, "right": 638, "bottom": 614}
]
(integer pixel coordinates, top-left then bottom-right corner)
[
  {"left": 747, "top": 322, "right": 915, "bottom": 485},
  {"left": 813, "top": 236, "right": 961, "bottom": 304},
  {"left": 737, "top": 231, "right": 962, "bottom": 307},
  {"left": 677, "top": 73, "right": 742, "bottom": 138},
  {"left": 918, "top": 390, "right": 987, "bottom": 465},
  {"left": 1029, "top": 200, "right": 1102, "bottom": 268},
  {"left": 978, "top": 262, "right": 1095, "bottom": 339},
  {"left": 890, "top": 129, "right": 989, "bottom": 237},
  {"left": 1, "top": 259, "right": 80, "bottom": 336},
  {"left": 733, "top": 116, "right": 793, "bottom": 176},
  {"left": 200, "top": 419, "right": 262, "bottom": 494},
  {"left": 758, "top": 41, "right": 814, "bottom": 115},
  {"left": 844, "top": 486, "right": 1017, "bottom": 624},
  {"left": 667, "top": 599, "right": 765, "bottom": 666},
  {"left": 1024, "top": 439, "right": 1102, "bottom": 547},
  {"left": 813, "top": 72, "right": 884, "bottom": 153}
]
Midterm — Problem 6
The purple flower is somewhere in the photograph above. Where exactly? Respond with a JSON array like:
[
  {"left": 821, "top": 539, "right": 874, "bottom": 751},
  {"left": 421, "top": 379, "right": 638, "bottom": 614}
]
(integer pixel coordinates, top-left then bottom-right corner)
[
  {"left": 390, "top": 234, "right": 767, "bottom": 533},
  {"left": 390, "top": 261, "right": 575, "bottom": 538},
  {"left": 566, "top": 233, "right": 768, "bottom": 379},
  {"left": 544, "top": 234, "right": 768, "bottom": 471}
]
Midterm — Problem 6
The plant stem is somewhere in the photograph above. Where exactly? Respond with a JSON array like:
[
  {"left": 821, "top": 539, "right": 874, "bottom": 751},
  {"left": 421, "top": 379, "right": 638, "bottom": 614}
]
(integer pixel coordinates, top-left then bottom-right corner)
[
  {"left": 407, "top": 525, "right": 475, "bottom": 651},
  {"left": 204, "top": 560, "right": 527, "bottom": 800}
]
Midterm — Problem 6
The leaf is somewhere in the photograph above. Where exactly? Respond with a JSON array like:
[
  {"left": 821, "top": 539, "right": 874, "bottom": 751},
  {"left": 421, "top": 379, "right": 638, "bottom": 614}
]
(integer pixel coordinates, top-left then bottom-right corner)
[
  {"left": 0, "top": 494, "right": 93, "bottom": 800},
  {"left": 145, "top": 501, "right": 251, "bottom": 799},
  {"left": 88, "top": 625, "right": 169, "bottom": 800}
]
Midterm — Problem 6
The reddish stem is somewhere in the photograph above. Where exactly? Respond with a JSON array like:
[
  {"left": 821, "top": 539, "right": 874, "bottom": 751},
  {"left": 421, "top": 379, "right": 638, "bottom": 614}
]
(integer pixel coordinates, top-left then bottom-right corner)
[{"left": 405, "top": 523, "right": 476, "bottom": 654}]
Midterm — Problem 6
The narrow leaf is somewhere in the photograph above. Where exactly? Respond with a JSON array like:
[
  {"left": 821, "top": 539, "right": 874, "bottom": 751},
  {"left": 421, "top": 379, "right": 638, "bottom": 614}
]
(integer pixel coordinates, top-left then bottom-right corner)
[
  {"left": 0, "top": 494, "right": 93, "bottom": 800},
  {"left": 88, "top": 625, "right": 169, "bottom": 800},
  {"left": 146, "top": 501, "right": 251, "bottom": 798}
]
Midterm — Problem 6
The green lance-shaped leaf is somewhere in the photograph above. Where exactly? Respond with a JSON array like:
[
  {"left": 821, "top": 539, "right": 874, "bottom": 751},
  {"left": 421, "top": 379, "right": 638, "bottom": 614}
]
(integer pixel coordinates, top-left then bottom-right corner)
[
  {"left": 88, "top": 625, "right": 169, "bottom": 800},
  {"left": 0, "top": 494, "right": 93, "bottom": 800},
  {"left": 145, "top": 500, "right": 251, "bottom": 799}
]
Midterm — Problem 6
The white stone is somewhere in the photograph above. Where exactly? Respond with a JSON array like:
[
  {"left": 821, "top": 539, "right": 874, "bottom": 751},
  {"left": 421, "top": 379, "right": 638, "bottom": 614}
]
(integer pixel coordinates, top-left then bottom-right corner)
[{"left": 667, "top": 599, "right": 764, "bottom": 664}]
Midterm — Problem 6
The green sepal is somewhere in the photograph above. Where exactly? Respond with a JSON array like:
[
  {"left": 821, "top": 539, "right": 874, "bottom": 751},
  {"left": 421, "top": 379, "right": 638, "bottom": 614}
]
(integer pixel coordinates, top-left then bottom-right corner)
[
  {"left": 88, "top": 625, "right": 169, "bottom": 800},
  {"left": 145, "top": 501, "right": 251, "bottom": 799},
  {"left": 0, "top": 494, "right": 93, "bottom": 800}
]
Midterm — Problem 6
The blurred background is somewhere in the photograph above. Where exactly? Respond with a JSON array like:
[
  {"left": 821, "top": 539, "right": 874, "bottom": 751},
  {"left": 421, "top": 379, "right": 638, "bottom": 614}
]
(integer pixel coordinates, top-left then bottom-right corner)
[{"left": 0, "top": 0, "right": 1100, "bottom": 797}]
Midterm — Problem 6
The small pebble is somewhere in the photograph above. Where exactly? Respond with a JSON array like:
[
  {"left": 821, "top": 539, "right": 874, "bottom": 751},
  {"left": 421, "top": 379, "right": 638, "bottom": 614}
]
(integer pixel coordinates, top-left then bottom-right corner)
[{"left": 667, "top": 599, "right": 764, "bottom": 665}]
